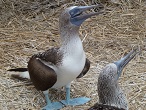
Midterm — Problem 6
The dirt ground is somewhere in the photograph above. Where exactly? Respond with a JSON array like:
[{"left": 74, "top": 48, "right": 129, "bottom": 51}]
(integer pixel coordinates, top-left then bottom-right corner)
[{"left": 0, "top": 0, "right": 146, "bottom": 110}]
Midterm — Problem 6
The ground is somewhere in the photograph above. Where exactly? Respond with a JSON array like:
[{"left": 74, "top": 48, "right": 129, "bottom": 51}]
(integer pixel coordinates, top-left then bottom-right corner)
[{"left": 0, "top": 0, "right": 146, "bottom": 110}]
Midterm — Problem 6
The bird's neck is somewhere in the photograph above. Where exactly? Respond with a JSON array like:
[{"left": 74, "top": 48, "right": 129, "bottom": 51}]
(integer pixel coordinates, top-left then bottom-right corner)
[
  {"left": 60, "top": 26, "right": 83, "bottom": 53},
  {"left": 98, "top": 83, "right": 128, "bottom": 110},
  {"left": 60, "top": 26, "right": 80, "bottom": 43}
]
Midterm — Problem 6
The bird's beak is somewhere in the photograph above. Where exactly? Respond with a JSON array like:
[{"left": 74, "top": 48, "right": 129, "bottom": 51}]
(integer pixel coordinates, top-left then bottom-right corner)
[
  {"left": 74, "top": 5, "right": 104, "bottom": 19},
  {"left": 114, "top": 49, "right": 138, "bottom": 79},
  {"left": 70, "top": 4, "right": 104, "bottom": 26}
]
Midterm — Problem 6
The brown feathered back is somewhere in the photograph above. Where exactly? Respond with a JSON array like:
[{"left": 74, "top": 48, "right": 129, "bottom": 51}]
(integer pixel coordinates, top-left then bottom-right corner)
[{"left": 88, "top": 103, "right": 125, "bottom": 110}]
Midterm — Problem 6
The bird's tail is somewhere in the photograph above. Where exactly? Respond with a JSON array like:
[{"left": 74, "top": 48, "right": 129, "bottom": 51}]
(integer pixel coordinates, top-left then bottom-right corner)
[{"left": 8, "top": 68, "right": 30, "bottom": 80}]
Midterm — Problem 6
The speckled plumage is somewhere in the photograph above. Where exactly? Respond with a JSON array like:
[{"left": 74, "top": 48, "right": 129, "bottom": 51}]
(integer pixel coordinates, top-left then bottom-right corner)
[
  {"left": 89, "top": 49, "right": 138, "bottom": 110},
  {"left": 97, "top": 63, "right": 128, "bottom": 110}
]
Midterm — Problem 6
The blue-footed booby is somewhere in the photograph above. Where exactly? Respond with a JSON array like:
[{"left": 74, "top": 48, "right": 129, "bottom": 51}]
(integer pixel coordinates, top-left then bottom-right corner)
[
  {"left": 8, "top": 4, "right": 104, "bottom": 110},
  {"left": 89, "top": 49, "right": 138, "bottom": 110}
]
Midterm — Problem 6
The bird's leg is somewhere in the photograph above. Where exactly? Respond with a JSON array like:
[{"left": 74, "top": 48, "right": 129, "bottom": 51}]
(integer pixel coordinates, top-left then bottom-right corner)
[
  {"left": 43, "top": 90, "right": 51, "bottom": 105},
  {"left": 61, "top": 83, "right": 90, "bottom": 106},
  {"left": 65, "top": 83, "right": 71, "bottom": 104},
  {"left": 42, "top": 90, "right": 63, "bottom": 110}
]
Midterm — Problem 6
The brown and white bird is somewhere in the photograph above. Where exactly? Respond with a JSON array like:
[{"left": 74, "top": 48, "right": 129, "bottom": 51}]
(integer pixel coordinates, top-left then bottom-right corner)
[
  {"left": 8, "top": 5, "right": 104, "bottom": 110},
  {"left": 89, "top": 49, "right": 138, "bottom": 110}
]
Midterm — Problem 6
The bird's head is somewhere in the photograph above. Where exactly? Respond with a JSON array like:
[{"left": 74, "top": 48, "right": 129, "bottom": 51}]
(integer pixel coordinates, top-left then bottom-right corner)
[
  {"left": 59, "top": 4, "right": 104, "bottom": 30},
  {"left": 98, "top": 49, "right": 138, "bottom": 110},
  {"left": 99, "top": 49, "right": 138, "bottom": 86}
]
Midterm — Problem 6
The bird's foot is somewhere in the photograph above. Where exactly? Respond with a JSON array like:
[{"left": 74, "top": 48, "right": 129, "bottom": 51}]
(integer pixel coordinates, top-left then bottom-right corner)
[
  {"left": 42, "top": 102, "right": 64, "bottom": 110},
  {"left": 61, "top": 97, "right": 90, "bottom": 106}
]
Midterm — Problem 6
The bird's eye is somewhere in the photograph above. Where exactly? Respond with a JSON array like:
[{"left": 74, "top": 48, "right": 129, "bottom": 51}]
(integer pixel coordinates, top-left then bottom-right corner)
[{"left": 71, "top": 12, "right": 74, "bottom": 15}]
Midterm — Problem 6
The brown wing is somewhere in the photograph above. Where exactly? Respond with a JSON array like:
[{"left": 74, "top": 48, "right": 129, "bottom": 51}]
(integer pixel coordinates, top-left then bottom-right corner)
[
  {"left": 28, "top": 48, "right": 63, "bottom": 91},
  {"left": 88, "top": 103, "right": 125, "bottom": 110},
  {"left": 77, "top": 58, "right": 90, "bottom": 78},
  {"left": 34, "top": 48, "right": 63, "bottom": 65}
]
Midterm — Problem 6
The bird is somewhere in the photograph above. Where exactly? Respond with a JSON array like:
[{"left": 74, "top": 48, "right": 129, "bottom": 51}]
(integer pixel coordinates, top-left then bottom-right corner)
[
  {"left": 89, "top": 49, "right": 138, "bottom": 110},
  {"left": 8, "top": 4, "right": 104, "bottom": 110}
]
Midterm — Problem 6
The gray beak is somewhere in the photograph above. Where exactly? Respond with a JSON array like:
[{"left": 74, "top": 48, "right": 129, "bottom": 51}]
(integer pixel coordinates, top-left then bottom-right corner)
[
  {"left": 70, "top": 4, "right": 104, "bottom": 26},
  {"left": 114, "top": 49, "right": 138, "bottom": 79},
  {"left": 75, "top": 5, "right": 104, "bottom": 18}
]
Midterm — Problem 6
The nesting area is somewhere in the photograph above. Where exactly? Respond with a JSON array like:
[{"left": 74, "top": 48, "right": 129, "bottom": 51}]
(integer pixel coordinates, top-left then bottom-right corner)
[{"left": 0, "top": 0, "right": 146, "bottom": 110}]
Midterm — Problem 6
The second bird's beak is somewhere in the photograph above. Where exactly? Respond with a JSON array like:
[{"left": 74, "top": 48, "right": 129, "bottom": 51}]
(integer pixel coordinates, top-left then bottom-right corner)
[{"left": 114, "top": 49, "right": 138, "bottom": 79}]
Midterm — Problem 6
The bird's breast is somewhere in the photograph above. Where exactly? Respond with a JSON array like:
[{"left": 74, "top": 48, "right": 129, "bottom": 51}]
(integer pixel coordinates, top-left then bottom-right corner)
[{"left": 52, "top": 51, "right": 86, "bottom": 88}]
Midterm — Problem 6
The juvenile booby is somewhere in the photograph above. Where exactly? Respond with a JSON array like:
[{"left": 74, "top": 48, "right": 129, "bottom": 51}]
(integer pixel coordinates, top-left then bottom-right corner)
[
  {"left": 89, "top": 49, "right": 138, "bottom": 110},
  {"left": 8, "top": 5, "right": 104, "bottom": 110}
]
